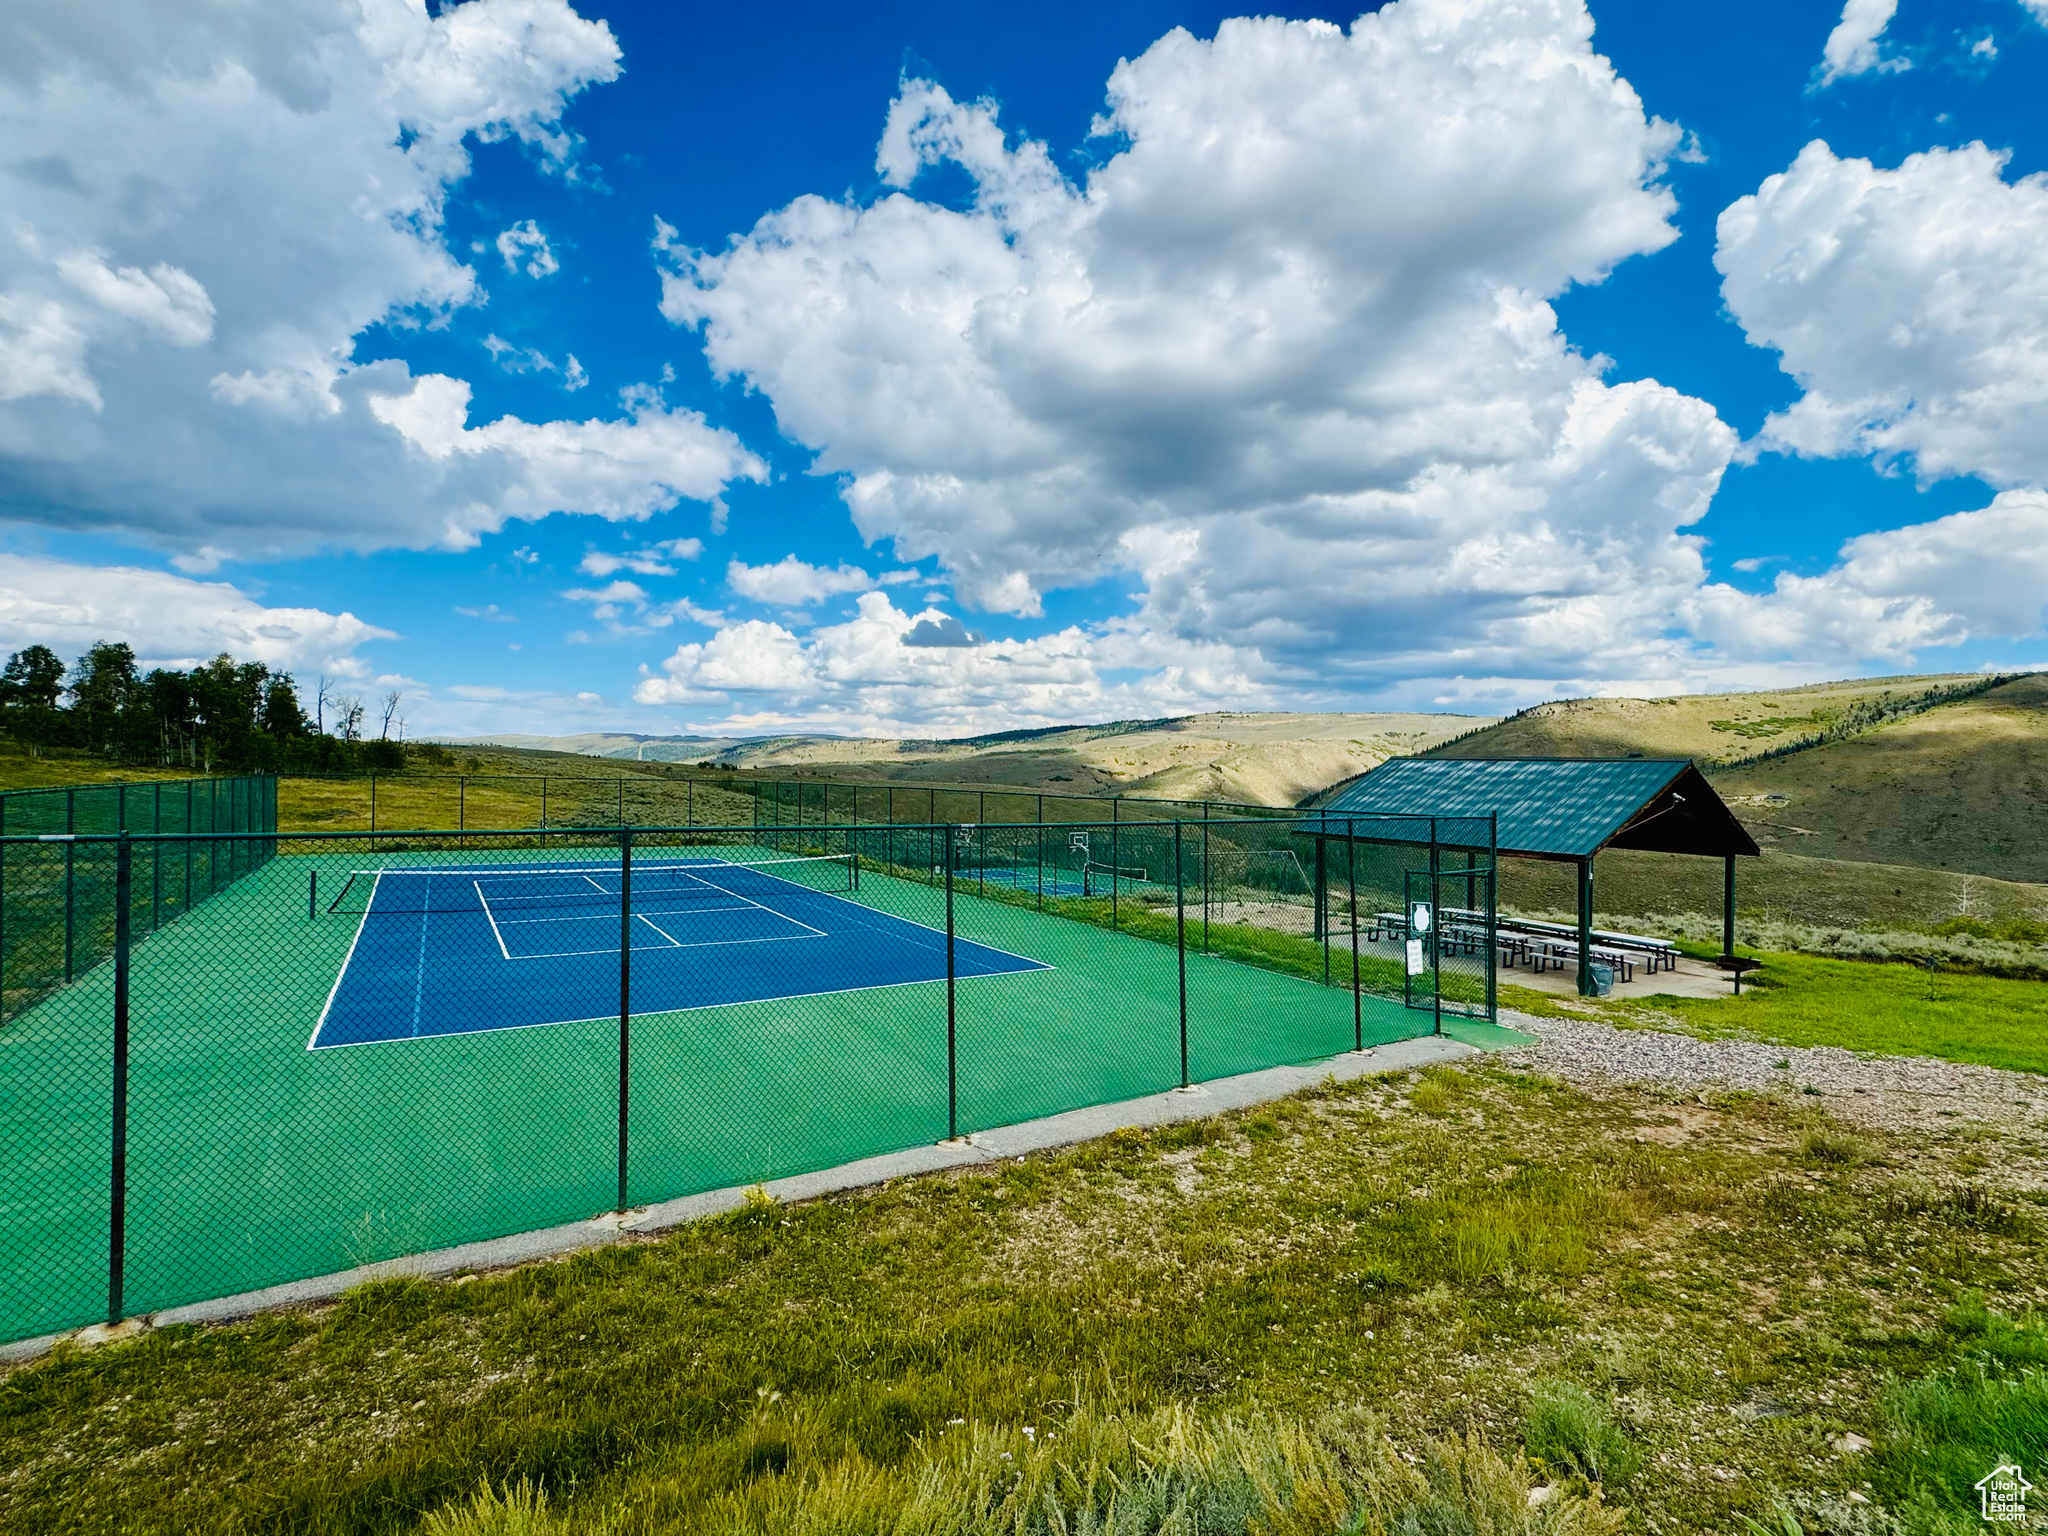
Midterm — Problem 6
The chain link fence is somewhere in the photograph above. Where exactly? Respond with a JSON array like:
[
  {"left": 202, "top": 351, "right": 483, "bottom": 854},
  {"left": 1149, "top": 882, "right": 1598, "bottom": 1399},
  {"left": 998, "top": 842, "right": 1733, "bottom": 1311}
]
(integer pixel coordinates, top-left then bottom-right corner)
[
  {"left": 0, "top": 814, "right": 1492, "bottom": 1344},
  {"left": 279, "top": 771, "right": 1308, "bottom": 837},
  {"left": 0, "top": 775, "right": 275, "bottom": 1023}
]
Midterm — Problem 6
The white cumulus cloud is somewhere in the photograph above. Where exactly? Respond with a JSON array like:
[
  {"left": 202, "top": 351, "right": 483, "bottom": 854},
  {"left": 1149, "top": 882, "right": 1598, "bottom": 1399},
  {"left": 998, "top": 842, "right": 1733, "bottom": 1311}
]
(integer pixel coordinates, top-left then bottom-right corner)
[
  {"left": 727, "top": 555, "right": 890, "bottom": 607},
  {"left": 635, "top": 592, "right": 1265, "bottom": 735},
  {"left": 1817, "top": 0, "right": 1908, "bottom": 84},
  {"left": 657, "top": 0, "right": 1753, "bottom": 706},
  {"left": 0, "top": 0, "right": 760, "bottom": 563},
  {"left": 0, "top": 553, "right": 390, "bottom": 673},
  {"left": 1718, "top": 140, "right": 2048, "bottom": 491},
  {"left": 1689, "top": 491, "right": 2048, "bottom": 665},
  {"left": 495, "top": 219, "right": 558, "bottom": 277}
]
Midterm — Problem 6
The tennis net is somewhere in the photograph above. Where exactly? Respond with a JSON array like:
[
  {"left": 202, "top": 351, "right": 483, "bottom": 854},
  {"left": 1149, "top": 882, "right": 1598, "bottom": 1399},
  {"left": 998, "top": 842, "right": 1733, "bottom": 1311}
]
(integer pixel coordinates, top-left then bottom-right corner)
[{"left": 320, "top": 854, "right": 858, "bottom": 916}]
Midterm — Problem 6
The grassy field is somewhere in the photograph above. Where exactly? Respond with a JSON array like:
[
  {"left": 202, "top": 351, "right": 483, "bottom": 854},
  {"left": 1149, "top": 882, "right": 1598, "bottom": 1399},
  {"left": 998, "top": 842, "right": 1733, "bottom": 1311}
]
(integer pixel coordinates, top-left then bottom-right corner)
[
  {"left": 1502, "top": 845, "right": 2048, "bottom": 931},
  {"left": 4, "top": 1061, "right": 2044, "bottom": 1534},
  {"left": 0, "top": 747, "right": 206, "bottom": 793},
  {"left": 1505, "top": 947, "right": 2048, "bottom": 1075}
]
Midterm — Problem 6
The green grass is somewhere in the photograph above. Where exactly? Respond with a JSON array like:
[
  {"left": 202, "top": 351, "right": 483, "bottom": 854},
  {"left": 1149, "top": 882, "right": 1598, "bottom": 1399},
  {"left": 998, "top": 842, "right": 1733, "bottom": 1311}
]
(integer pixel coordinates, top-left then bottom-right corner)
[
  {"left": 1523, "top": 1378, "right": 1642, "bottom": 1490},
  {"left": 3, "top": 1065, "right": 2042, "bottom": 1534},
  {"left": 1506, "top": 949, "right": 2048, "bottom": 1077}
]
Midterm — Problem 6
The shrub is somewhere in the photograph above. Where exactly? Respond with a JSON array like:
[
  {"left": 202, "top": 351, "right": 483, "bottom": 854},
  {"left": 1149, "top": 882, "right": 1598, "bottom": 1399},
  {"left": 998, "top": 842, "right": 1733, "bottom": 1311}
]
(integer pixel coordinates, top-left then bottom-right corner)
[{"left": 1524, "top": 1378, "right": 1643, "bottom": 1489}]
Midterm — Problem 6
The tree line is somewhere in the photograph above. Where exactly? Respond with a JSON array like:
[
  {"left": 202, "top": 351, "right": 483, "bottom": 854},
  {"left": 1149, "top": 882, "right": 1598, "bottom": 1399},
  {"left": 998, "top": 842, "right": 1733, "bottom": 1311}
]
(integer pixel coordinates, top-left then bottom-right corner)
[{"left": 0, "top": 641, "right": 410, "bottom": 773}]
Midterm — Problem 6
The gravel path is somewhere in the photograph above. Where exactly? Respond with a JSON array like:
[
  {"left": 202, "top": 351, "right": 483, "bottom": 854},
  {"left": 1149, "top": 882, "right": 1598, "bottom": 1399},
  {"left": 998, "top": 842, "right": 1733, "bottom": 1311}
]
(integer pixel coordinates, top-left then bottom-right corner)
[{"left": 1498, "top": 1009, "right": 2048, "bottom": 1142}]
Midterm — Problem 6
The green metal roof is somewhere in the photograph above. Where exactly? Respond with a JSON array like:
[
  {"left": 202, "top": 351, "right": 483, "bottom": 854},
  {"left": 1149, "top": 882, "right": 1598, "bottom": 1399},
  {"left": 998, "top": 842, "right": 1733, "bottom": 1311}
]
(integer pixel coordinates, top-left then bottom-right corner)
[{"left": 1309, "top": 757, "right": 1756, "bottom": 860}]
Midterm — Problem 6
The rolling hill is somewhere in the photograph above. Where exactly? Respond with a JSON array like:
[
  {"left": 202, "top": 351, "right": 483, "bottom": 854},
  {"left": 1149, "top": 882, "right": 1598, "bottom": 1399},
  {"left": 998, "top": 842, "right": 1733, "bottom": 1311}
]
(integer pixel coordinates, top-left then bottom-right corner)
[
  {"left": 1408, "top": 670, "right": 2045, "bottom": 885},
  {"left": 455, "top": 712, "right": 1497, "bottom": 808},
  {"left": 1710, "top": 672, "right": 2048, "bottom": 884}
]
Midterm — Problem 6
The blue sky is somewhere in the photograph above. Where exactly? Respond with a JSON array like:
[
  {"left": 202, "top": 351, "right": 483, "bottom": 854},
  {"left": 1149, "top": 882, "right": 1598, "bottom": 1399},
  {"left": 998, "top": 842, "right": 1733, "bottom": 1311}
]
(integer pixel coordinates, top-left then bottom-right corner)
[{"left": 2, "top": 0, "right": 2045, "bottom": 738}]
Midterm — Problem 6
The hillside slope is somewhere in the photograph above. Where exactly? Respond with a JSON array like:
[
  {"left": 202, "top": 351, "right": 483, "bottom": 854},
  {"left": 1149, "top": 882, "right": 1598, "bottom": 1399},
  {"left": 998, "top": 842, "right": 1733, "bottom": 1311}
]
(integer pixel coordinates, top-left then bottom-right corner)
[
  {"left": 1418, "top": 673, "right": 1985, "bottom": 764},
  {"left": 1711, "top": 672, "right": 2048, "bottom": 884},
  {"left": 463, "top": 712, "right": 1496, "bottom": 806}
]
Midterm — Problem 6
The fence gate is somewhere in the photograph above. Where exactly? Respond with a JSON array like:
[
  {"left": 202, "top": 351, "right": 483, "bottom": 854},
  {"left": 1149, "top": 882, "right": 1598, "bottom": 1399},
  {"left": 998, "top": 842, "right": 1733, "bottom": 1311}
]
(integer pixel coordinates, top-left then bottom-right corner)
[
  {"left": 1401, "top": 869, "right": 1439, "bottom": 1017},
  {"left": 1401, "top": 858, "right": 1497, "bottom": 1027}
]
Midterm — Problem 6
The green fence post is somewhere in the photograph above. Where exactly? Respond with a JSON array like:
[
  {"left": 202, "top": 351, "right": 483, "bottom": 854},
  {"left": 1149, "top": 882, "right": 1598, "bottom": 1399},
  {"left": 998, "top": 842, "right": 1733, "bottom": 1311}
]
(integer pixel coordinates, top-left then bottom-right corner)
[
  {"left": 541, "top": 777, "right": 548, "bottom": 829},
  {"left": 0, "top": 797, "right": 7, "bottom": 1023},
  {"left": 183, "top": 781, "right": 193, "bottom": 915},
  {"left": 150, "top": 784, "right": 162, "bottom": 932},
  {"left": 618, "top": 829, "right": 633, "bottom": 1213},
  {"left": 1036, "top": 795, "right": 1044, "bottom": 909},
  {"left": 1433, "top": 820, "right": 1444, "bottom": 1035},
  {"left": 459, "top": 776, "right": 466, "bottom": 833},
  {"left": 369, "top": 775, "right": 376, "bottom": 841},
  {"left": 1175, "top": 821, "right": 1188, "bottom": 1088},
  {"left": 1349, "top": 822, "right": 1361, "bottom": 1051},
  {"left": 945, "top": 831, "right": 957, "bottom": 1141},
  {"left": 1110, "top": 799, "right": 1120, "bottom": 930},
  {"left": 63, "top": 793, "right": 76, "bottom": 982},
  {"left": 109, "top": 832, "right": 131, "bottom": 1325},
  {"left": 208, "top": 779, "right": 219, "bottom": 896}
]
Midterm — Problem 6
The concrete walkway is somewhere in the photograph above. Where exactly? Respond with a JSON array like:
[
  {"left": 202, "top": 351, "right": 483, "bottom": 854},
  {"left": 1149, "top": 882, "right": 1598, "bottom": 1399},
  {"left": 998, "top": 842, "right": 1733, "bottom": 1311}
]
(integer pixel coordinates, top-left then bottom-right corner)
[{"left": 2, "top": 1033, "right": 1476, "bottom": 1365}]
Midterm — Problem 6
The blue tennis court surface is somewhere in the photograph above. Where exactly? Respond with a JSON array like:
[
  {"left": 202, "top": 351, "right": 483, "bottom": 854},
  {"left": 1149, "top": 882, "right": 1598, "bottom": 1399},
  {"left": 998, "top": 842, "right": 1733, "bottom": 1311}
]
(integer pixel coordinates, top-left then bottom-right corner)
[{"left": 312, "top": 856, "right": 1049, "bottom": 1049}]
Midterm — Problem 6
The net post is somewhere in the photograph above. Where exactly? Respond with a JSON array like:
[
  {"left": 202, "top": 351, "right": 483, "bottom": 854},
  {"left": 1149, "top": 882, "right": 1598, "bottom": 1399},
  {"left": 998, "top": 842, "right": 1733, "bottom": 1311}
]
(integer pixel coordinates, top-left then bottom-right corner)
[
  {"left": 109, "top": 831, "right": 131, "bottom": 1326},
  {"left": 1348, "top": 822, "right": 1361, "bottom": 1051},
  {"left": 1175, "top": 821, "right": 1188, "bottom": 1088},
  {"left": 618, "top": 828, "right": 633, "bottom": 1213},
  {"left": 945, "top": 831, "right": 957, "bottom": 1142}
]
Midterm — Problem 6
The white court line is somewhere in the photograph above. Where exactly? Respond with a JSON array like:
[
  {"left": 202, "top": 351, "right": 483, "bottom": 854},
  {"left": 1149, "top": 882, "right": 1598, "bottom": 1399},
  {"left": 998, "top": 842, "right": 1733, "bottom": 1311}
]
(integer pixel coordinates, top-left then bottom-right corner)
[
  {"left": 309, "top": 859, "right": 1053, "bottom": 1051},
  {"left": 306, "top": 869, "right": 383, "bottom": 1050},
  {"left": 305, "top": 965, "right": 1042, "bottom": 1052},
  {"left": 632, "top": 863, "right": 831, "bottom": 941},
  {"left": 475, "top": 880, "right": 512, "bottom": 960},
  {"left": 632, "top": 911, "right": 682, "bottom": 947},
  {"left": 504, "top": 929, "right": 827, "bottom": 962},
  {"left": 493, "top": 897, "right": 753, "bottom": 928}
]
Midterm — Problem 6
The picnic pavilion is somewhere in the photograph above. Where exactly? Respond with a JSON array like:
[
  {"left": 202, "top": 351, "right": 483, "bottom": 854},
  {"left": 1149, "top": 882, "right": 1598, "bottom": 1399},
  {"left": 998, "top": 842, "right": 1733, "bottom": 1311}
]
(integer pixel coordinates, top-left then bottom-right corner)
[{"left": 1305, "top": 757, "right": 1760, "bottom": 997}]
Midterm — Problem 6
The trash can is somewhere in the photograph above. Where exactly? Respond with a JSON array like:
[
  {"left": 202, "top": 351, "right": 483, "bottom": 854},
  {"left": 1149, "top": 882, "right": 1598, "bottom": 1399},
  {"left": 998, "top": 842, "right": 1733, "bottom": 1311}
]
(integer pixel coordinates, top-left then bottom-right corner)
[{"left": 1588, "top": 962, "right": 1615, "bottom": 997}]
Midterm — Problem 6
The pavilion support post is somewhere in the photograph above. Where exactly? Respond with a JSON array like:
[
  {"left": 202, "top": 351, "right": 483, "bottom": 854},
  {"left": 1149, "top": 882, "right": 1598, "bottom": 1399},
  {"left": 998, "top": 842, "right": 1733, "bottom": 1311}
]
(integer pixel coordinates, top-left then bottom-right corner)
[
  {"left": 1722, "top": 854, "right": 1736, "bottom": 958},
  {"left": 1577, "top": 857, "right": 1595, "bottom": 998}
]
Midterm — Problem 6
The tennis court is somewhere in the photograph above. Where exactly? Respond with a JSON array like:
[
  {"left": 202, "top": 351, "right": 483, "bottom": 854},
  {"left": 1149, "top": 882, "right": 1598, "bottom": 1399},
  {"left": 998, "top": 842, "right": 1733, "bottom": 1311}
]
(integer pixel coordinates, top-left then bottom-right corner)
[
  {"left": 314, "top": 855, "right": 1045, "bottom": 1048},
  {"left": 0, "top": 827, "right": 1477, "bottom": 1344}
]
